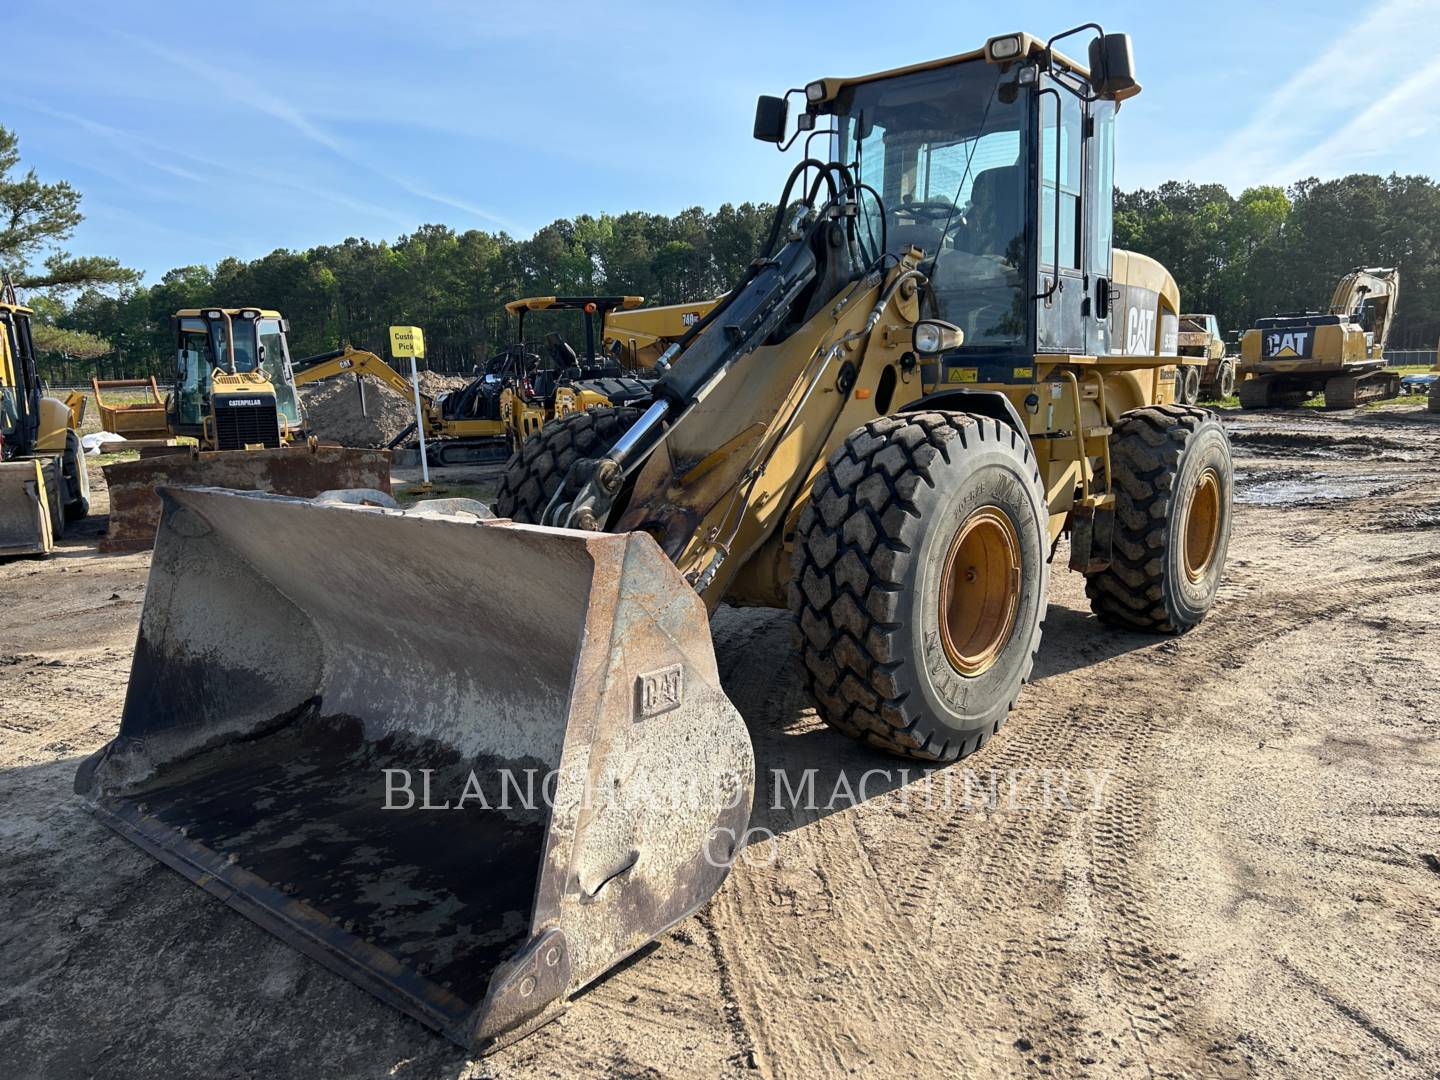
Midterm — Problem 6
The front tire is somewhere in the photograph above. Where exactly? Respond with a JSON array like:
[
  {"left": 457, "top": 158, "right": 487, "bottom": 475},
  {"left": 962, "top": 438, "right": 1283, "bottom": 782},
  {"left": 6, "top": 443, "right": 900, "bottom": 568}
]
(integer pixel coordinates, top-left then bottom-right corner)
[
  {"left": 789, "top": 412, "right": 1049, "bottom": 762},
  {"left": 492, "top": 406, "right": 641, "bottom": 522},
  {"left": 1085, "top": 405, "right": 1233, "bottom": 633}
]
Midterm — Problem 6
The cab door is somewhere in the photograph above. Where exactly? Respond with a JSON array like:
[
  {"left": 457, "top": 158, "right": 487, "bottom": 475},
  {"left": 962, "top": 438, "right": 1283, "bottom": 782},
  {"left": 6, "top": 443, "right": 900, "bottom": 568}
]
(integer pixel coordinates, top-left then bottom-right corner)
[
  {"left": 1084, "top": 99, "right": 1116, "bottom": 356},
  {"left": 1035, "top": 80, "right": 1085, "bottom": 354}
]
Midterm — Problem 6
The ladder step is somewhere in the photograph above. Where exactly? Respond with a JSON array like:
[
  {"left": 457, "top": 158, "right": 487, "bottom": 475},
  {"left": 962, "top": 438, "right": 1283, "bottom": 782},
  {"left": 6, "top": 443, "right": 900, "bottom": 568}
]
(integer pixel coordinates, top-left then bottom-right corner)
[{"left": 1083, "top": 426, "right": 1112, "bottom": 438}]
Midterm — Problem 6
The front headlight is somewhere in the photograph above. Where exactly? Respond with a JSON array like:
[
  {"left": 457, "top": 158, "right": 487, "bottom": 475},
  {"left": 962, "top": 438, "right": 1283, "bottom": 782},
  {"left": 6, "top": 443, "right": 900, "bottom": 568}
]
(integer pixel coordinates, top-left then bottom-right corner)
[
  {"left": 987, "top": 34, "right": 1023, "bottom": 61},
  {"left": 913, "top": 320, "right": 964, "bottom": 355}
]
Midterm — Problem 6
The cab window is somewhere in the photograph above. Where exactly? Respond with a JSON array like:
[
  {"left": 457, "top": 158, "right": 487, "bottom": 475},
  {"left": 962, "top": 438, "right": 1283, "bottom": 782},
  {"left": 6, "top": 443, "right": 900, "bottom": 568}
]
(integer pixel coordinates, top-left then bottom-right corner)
[{"left": 1039, "top": 88, "right": 1082, "bottom": 271}]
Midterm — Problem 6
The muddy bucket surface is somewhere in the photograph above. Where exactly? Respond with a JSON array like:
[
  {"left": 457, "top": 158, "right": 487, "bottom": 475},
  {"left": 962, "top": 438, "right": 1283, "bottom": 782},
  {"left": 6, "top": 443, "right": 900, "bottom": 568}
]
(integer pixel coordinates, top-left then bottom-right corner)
[
  {"left": 0, "top": 458, "right": 58, "bottom": 557},
  {"left": 76, "top": 487, "right": 753, "bottom": 1050}
]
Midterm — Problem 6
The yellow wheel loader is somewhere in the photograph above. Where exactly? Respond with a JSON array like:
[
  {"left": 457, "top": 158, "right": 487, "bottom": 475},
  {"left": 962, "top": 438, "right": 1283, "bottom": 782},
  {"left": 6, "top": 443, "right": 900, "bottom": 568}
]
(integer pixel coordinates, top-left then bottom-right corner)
[
  {"left": 1239, "top": 267, "right": 1401, "bottom": 409},
  {"left": 0, "top": 281, "right": 90, "bottom": 557},
  {"left": 99, "top": 307, "right": 390, "bottom": 551},
  {"left": 77, "top": 26, "right": 1233, "bottom": 1054}
]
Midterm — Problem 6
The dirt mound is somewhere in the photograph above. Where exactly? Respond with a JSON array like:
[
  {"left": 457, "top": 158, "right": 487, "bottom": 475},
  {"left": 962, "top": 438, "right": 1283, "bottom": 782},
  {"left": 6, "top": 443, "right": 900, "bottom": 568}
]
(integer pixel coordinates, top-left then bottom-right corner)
[
  {"left": 417, "top": 371, "right": 470, "bottom": 395},
  {"left": 301, "top": 379, "right": 416, "bottom": 448},
  {"left": 301, "top": 370, "right": 476, "bottom": 448}
]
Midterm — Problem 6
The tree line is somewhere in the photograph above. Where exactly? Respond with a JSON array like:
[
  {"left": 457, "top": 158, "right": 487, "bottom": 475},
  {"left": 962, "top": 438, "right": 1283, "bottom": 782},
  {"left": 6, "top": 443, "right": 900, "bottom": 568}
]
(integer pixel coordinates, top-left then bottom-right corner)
[
  {"left": 5, "top": 121, "right": 1439, "bottom": 383},
  {"left": 1115, "top": 174, "right": 1440, "bottom": 349},
  {"left": 54, "top": 208, "right": 775, "bottom": 380}
]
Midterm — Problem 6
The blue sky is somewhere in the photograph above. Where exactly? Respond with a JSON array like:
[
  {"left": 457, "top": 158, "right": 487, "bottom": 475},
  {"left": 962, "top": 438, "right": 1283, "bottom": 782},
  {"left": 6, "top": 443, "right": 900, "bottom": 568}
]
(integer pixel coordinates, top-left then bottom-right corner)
[{"left": 8, "top": 0, "right": 1440, "bottom": 283}]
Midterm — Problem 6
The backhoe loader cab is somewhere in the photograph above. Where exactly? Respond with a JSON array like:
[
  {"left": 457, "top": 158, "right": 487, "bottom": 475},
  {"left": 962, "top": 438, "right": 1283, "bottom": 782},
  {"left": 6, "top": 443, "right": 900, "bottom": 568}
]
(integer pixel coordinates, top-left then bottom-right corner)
[
  {"left": 99, "top": 308, "right": 389, "bottom": 551},
  {"left": 1, "top": 283, "right": 90, "bottom": 556},
  {"left": 82, "top": 28, "right": 1233, "bottom": 1055},
  {"left": 171, "top": 307, "right": 302, "bottom": 447}
]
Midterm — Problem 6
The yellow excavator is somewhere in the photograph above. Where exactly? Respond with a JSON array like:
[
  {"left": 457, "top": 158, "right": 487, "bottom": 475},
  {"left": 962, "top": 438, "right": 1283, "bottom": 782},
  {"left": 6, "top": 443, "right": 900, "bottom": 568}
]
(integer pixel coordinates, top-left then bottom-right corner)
[
  {"left": 0, "top": 279, "right": 90, "bottom": 557},
  {"left": 78, "top": 27, "right": 1233, "bottom": 1054},
  {"left": 99, "top": 307, "right": 391, "bottom": 550},
  {"left": 1239, "top": 267, "right": 1401, "bottom": 409}
]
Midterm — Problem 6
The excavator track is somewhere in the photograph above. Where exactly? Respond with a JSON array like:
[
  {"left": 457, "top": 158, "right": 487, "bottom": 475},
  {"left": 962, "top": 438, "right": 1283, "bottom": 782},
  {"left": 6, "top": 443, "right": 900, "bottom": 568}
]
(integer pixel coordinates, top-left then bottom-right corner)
[{"left": 1323, "top": 370, "right": 1400, "bottom": 410}]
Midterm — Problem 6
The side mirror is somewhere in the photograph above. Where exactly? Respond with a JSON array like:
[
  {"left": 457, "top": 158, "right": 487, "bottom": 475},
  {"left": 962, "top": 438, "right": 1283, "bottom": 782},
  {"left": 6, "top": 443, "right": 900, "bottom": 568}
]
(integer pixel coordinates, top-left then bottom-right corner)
[
  {"left": 913, "top": 320, "right": 965, "bottom": 355},
  {"left": 753, "top": 95, "right": 789, "bottom": 143},
  {"left": 1088, "top": 33, "right": 1138, "bottom": 99}
]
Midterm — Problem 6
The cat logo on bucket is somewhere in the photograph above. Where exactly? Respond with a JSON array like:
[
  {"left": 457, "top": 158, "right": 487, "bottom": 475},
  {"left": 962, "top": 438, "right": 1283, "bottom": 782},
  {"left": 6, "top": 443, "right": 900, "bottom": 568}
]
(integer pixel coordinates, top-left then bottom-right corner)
[{"left": 1264, "top": 330, "right": 1312, "bottom": 358}]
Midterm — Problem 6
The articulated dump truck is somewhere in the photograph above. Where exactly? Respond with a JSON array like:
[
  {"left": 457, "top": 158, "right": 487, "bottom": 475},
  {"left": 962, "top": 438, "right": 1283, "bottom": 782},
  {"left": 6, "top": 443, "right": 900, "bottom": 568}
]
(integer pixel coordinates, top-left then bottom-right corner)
[{"left": 77, "top": 27, "right": 1233, "bottom": 1053}]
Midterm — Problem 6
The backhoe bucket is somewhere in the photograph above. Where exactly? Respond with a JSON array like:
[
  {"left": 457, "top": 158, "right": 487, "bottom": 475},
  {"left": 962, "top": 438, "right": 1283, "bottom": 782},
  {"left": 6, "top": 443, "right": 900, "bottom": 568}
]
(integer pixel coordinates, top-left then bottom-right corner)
[
  {"left": 76, "top": 487, "right": 753, "bottom": 1052},
  {"left": 0, "top": 458, "right": 59, "bottom": 557},
  {"left": 100, "top": 444, "right": 392, "bottom": 551}
]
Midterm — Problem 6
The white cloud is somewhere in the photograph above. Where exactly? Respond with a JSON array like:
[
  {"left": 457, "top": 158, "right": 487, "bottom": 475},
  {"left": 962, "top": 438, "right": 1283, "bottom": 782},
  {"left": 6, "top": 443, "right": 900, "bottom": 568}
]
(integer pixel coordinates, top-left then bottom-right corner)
[
  {"left": 112, "top": 30, "right": 527, "bottom": 234},
  {"left": 1187, "top": 0, "right": 1440, "bottom": 188}
]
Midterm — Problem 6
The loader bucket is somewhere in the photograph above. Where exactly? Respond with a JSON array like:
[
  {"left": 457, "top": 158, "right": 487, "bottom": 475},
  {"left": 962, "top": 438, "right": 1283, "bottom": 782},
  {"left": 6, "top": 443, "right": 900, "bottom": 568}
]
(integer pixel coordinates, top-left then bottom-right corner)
[
  {"left": 99, "top": 443, "right": 392, "bottom": 552},
  {"left": 75, "top": 487, "right": 753, "bottom": 1052},
  {"left": 0, "top": 459, "right": 55, "bottom": 557}
]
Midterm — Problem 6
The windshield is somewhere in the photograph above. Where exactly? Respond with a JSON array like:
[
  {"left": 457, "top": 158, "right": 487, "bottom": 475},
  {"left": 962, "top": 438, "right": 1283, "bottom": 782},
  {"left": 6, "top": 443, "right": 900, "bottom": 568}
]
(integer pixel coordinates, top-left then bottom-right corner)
[
  {"left": 837, "top": 59, "right": 1028, "bottom": 349},
  {"left": 209, "top": 317, "right": 260, "bottom": 373},
  {"left": 257, "top": 317, "right": 301, "bottom": 427}
]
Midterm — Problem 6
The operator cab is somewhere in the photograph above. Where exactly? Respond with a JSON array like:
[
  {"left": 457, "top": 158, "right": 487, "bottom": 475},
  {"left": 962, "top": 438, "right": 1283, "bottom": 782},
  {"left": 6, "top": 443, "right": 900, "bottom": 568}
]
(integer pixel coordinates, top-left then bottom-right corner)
[
  {"left": 504, "top": 295, "right": 648, "bottom": 399},
  {"left": 172, "top": 308, "right": 302, "bottom": 435},
  {"left": 756, "top": 28, "right": 1140, "bottom": 368}
]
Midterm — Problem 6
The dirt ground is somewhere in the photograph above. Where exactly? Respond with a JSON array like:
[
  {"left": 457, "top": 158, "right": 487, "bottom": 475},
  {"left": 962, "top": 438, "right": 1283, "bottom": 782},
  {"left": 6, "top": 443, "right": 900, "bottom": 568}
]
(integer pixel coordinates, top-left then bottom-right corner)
[{"left": 2, "top": 403, "right": 1437, "bottom": 1079}]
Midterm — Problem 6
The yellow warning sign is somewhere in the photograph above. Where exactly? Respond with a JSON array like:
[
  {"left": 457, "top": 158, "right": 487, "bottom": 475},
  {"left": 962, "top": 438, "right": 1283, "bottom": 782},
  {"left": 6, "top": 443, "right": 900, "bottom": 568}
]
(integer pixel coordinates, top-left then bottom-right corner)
[
  {"left": 389, "top": 325, "right": 426, "bottom": 359},
  {"left": 947, "top": 367, "right": 979, "bottom": 383}
]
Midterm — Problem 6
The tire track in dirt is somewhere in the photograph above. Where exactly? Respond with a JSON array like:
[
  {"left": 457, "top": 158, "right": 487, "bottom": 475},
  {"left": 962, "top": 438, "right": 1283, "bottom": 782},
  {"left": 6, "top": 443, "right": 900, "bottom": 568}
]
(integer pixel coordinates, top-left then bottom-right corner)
[{"left": 698, "top": 545, "right": 1440, "bottom": 1078}]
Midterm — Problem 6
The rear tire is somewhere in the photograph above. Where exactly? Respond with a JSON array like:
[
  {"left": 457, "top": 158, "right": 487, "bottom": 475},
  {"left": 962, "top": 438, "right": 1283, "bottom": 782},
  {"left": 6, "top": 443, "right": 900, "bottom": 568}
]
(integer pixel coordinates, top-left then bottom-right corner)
[
  {"left": 1183, "top": 366, "right": 1201, "bottom": 405},
  {"left": 492, "top": 406, "right": 641, "bottom": 522},
  {"left": 61, "top": 430, "right": 90, "bottom": 523},
  {"left": 1085, "top": 405, "right": 1232, "bottom": 633},
  {"left": 1216, "top": 360, "right": 1236, "bottom": 398},
  {"left": 788, "top": 412, "right": 1048, "bottom": 762}
]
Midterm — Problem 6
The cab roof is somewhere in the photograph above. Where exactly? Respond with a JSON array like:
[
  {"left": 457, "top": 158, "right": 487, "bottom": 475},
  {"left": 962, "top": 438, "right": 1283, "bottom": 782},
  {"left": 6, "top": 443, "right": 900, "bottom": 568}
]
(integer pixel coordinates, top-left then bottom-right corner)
[
  {"left": 175, "top": 307, "right": 284, "bottom": 319},
  {"left": 504, "top": 296, "right": 645, "bottom": 315},
  {"left": 806, "top": 32, "right": 1138, "bottom": 104}
]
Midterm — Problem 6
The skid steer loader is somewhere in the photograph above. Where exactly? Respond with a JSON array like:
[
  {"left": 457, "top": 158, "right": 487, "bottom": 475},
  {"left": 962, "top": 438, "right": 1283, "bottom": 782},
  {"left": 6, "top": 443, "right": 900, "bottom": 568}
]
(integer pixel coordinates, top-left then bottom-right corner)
[
  {"left": 1, "top": 280, "right": 90, "bottom": 557},
  {"left": 78, "top": 27, "right": 1233, "bottom": 1054},
  {"left": 99, "top": 307, "right": 390, "bottom": 550}
]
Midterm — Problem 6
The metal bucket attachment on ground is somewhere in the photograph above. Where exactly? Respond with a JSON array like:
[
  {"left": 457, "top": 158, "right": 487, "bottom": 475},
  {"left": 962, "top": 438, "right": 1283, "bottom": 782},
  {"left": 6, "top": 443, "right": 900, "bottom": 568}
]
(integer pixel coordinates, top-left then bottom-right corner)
[
  {"left": 0, "top": 458, "right": 59, "bottom": 558},
  {"left": 100, "top": 444, "right": 392, "bottom": 551},
  {"left": 92, "top": 377, "right": 170, "bottom": 440},
  {"left": 75, "top": 487, "right": 753, "bottom": 1052}
]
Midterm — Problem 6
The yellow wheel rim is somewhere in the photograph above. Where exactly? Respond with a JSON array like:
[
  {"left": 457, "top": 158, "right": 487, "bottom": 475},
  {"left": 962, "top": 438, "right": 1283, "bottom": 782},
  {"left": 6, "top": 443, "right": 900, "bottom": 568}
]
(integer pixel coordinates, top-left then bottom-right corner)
[
  {"left": 939, "top": 506, "right": 1022, "bottom": 677},
  {"left": 1182, "top": 467, "right": 1222, "bottom": 583}
]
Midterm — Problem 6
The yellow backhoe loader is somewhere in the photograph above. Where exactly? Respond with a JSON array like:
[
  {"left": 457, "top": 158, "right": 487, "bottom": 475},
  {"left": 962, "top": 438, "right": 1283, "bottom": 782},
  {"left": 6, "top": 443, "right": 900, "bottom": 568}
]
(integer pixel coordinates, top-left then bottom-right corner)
[
  {"left": 1239, "top": 267, "right": 1401, "bottom": 409},
  {"left": 77, "top": 27, "right": 1232, "bottom": 1054},
  {"left": 99, "top": 307, "right": 390, "bottom": 550},
  {"left": 0, "top": 280, "right": 90, "bottom": 557}
]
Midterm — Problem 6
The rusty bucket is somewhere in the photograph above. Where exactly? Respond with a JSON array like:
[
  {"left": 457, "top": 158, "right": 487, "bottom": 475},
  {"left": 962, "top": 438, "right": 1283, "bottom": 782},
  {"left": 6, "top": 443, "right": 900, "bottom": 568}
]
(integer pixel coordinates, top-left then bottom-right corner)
[{"left": 76, "top": 487, "right": 753, "bottom": 1051}]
